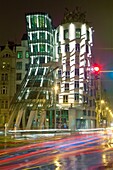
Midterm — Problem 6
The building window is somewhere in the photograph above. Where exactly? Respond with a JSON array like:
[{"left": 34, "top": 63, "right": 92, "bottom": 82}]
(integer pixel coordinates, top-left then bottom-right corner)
[
  {"left": 76, "top": 28, "right": 81, "bottom": 38},
  {"left": 32, "top": 32, "right": 37, "bottom": 40},
  {"left": 58, "top": 46, "right": 61, "bottom": 54},
  {"left": 65, "top": 71, "right": 70, "bottom": 78},
  {"left": 1, "top": 73, "right": 8, "bottom": 81},
  {"left": 63, "top": 95, "right": 68, "bottom": 103},
  {"left": 40, "top": 32, "right": 45, "bottom": 40},
  {"left": 16, "top": 73, "right": 22, "bottom": 80},
  {"left": 74, "top": 93, "right": 79, "bottom": 101},
  {"left": 65, "top": 83, "right": 69, "bottom": 91},
  {"left": 56, "top": 32, "right": 59, "bottom": 42},
  {"left": 86, "top": 44, "right": 89, "bottom": 53},
  {"left": 17, "top": 51, "right": 22, "bottom": 59},
  {"left": 65, "top": 44, "right": 70, "bottom": 52},
  {"left": 75, "top": 43, "right": 80, "bottom": 52},
  {"left": 16, "top": 62, "right": 22, "bottom": 70},
  {"left": 58, "top": 70, "right": 62, "bottom": 78},
  {"left": 31, "top": 15, "right": 37, "bottom": 28},
  {"left": 64, "top": 29, "right": 69, "bottom": 39},
  {"left": 25, "top": 63, "right": 29, "bottom": 71},
  {"left": 16, "top": 84, "right": 21, "bottom": 92},
  {"left": 87, "top": 30, "right": 90, "bottom": 41},
  {"left": 39, "top": 57, "right": 45, "bottom": 64},
  {"left": 47, "top": 33, "right": 50, "bottom": 43},
  {"left": 75, "top": 68, "right": 79, "bottom": 76},
  {"left": 1, "top": 86, "right": 7, "bottom": 94},
  {"left": 25, "top": 51, "right": 29, "bottom": 59},
  {"left": 33, "top": 45, "right": 38, "bottom": 53},
  {"left": 74, "top": 81, "right": 79, "bottom": 88},
  {"left": 1, "top": 101, "right": 8, "bottom": 108},
  {"left": 5, "top": 101, "right": 8, "bottom": 108},
  {"left": 83, "top": 110, "right": 87, "bottom": 116},
  {"left": 40, "top": 44, "right": 45, "bottom": 52},
  {"left": 38, "top": 16, "right": 45, "bottom": 28},
  {"left": 88, "top": 110, "right": 91, "bottom": 116}
]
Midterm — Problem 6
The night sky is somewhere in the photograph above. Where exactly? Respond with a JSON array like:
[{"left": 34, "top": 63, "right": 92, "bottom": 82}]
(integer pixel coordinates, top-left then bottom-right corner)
[{"left": 0, "top": 0, "right": 113, "bottom": 104}]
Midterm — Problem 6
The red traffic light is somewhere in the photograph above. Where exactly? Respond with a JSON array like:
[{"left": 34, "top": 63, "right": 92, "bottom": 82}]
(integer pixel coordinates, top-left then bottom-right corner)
[
  {"left": 93, "top": 66, "right": 100, "bottom": 72},
  {"left": 92, "top": 64, "right": 101, "bottom": 74}
]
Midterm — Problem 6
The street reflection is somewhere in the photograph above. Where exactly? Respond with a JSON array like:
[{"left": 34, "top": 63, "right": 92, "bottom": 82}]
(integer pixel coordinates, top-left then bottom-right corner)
[{"left": 0, "top": 130, "right": 113, "bottom": 169}]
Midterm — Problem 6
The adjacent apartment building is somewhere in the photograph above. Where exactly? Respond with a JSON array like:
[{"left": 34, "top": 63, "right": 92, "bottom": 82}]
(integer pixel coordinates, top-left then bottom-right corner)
[{"left": 0, "top": 36, "right": 29, "bottom": 128}]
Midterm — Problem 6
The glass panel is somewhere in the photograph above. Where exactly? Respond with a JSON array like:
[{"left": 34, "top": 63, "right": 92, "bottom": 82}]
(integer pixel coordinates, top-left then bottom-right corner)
[
  {"left": 17, "top": 51, "right": 22, "bottom": 59},
  {"left": 40, "top": 32, "right": 45, "bottom": 40},
  {"left": 38, "top": 16, "right": 45, "bottom": 28},
  {"left": 76, "top": 28, "right": 81, "bottom": 38},
  {"left": 64, "top": 29, "right": 69, "bottom": 39},
  {"left": 25, "top": 51, "right": 29, "bottom": 58},
  {"left": 32, "top": 32, "right": 37, "bottom": 40},
  {"left": 40, "top": 44, "right": 45, "bottom": 52},
  {"left": 31, "top": 15, "right": 37, "bottom": 28}
]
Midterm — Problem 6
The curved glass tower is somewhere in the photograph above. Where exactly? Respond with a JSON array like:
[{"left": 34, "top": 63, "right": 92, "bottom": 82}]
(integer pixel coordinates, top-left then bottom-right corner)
[
  {"left": 8, "top": 13, "right": 54, "bottom": 129},
  {"left": 24, "top": 13, "right": 54, "bottom": 103}
]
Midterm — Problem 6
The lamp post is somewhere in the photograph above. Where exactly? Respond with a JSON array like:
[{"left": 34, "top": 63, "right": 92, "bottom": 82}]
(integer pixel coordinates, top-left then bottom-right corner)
[{"left": 54, "top": 84, "right": 58, "bottom": 129}]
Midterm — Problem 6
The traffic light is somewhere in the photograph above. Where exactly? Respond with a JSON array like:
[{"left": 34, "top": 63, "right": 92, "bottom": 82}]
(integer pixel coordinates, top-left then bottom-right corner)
[{"left": 92, "top": 64, "right": 101, "bottom": 74}]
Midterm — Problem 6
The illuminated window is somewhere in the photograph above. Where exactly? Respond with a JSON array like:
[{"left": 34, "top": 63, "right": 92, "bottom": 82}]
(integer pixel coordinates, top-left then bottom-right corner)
[
  {"left": 74, "top": 93, "right": 79, "bottom": 101},
  {"left": 65, "top": 71, "right": 70, "bottom": 78},
  {"left": 76, "top": 28, "right": 81, "bottom": 38},
  {"left": 64, "top": 29, "right": 69, "bottom": 39},
  {"left": 33, "top": 45, "right": 38, "bottom": 53},
  {"left": 40, "top": 44, "right": 45, "bottom": 52},
  {"left": 17, "top": 51, "right": 22, "bottom": 59},
  {"left": 63, "top": 95, "right": 68, "bottom": 103},
  {"left": 32, "top": 32, "right": 37, "bottom": 40},
  {"left": 31, "top": 15, "right": 37, "bottom": 28},
  {"left": 40, "top": 32, "right": 45, "bottom": 40},
  {"left": 16, "top": 62, "right": 22, "bottom": 70},
  {"left": 65, "top": 83, "right": 69, "bottom": 91},
  {"left": 74, "top": 81, "right": 79, "bottom": 88},
  {"left": 38, "top": 16, "right": 45, "bottom": 28},
  {"left": 75, "top": 68, "right": 79, "bottom": 76},
  {"left": 16, "top": 73, "right": 22, "bottom": 80},
  {"left": 65, "top": 44, "right": 70, "bottom": 52},
  {"left": 25, "top": 51, "right": 29, "bottom": 58}
]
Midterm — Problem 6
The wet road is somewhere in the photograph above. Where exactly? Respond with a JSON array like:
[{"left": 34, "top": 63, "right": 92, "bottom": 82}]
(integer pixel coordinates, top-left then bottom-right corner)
[{"left": 0, "top": 131, "right": 113, "bottom": 170}]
